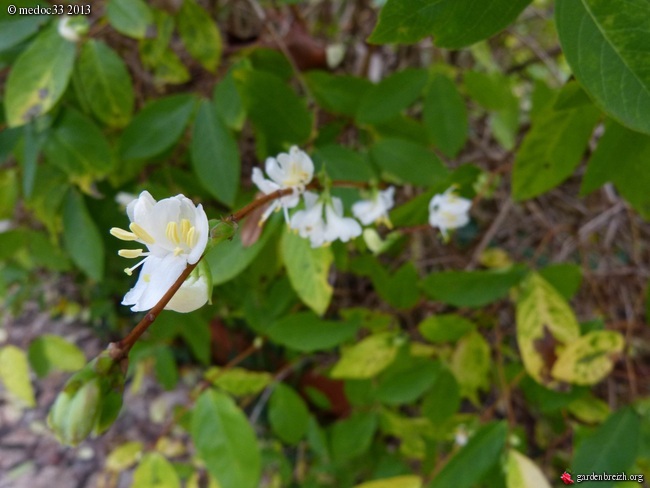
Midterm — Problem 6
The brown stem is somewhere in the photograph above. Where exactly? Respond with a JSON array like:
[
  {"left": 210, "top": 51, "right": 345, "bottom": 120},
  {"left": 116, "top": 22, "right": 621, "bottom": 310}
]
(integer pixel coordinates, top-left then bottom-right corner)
[{"left": 111, "top": 259, "right": 201, "bottom": 361}]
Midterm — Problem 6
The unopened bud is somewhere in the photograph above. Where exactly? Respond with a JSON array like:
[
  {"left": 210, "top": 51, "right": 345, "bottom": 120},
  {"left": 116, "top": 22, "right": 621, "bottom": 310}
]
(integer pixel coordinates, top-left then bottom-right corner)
[
  {"left": 209, "top": 219, "right": 237, "bottom": 246},
  {"left": 47, "top": 350, "right": 126, "bottom": 446}
]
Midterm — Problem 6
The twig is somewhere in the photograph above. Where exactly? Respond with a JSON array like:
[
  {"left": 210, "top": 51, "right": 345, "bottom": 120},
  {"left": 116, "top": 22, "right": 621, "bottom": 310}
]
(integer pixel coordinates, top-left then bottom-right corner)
[{"left": 110, "top": 259, "right": 200, "bottom": 361}]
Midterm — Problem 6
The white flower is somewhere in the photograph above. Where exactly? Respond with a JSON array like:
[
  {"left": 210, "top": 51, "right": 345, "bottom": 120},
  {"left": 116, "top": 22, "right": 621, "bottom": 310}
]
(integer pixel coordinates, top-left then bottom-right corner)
[
  {"left": 57, "top": 16, "right": 81, "bottom": 42},
  {"left": 352, "top": 186, "right": 395, "bottom": 227},
  {"left": 428, "top": 187, "right": 472, "bottom": 237},
  {"left": 110, "top": 191, "right": 209, "bottom": 312},
  {"left": 252, "top": 146, "right": 314, "bottom": 223},
  {"left": 290, "top": 192, "right": 361, "bottom": 248},
  {"left": 289, "top": 192, "right": 326, "bottom": 247},
  {"left": 323, "top": 197, "right": 362, "bottom": 243},
  {"left": 166, "top": 264, "right": 210, "bottom": 313}
]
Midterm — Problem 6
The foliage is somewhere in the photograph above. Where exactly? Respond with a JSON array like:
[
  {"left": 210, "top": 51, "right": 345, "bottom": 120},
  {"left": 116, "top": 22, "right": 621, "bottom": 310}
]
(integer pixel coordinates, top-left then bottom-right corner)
[{"left": 1, "top": 0, "right": 649, "bottom": 487}]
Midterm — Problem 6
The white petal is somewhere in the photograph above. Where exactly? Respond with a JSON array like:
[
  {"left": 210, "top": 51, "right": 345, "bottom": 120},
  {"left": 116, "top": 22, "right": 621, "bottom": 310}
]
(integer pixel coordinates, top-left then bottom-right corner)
[
  {"left": 165, "top": 274, "right": 209, "bottom": 313},
  {"left": 188, "top": 203, "right": 209, "bottom": 264},
  {"left": 127, "top": 191, "right": 157, "bottom": 223},
  {"left": 252, "top": 168, "right": 280, "bottom": 195},
  {"left": 265, "top": 157, "right": 285, "bottom": 185},
  {"left": 324, "top": 204, "right": 361, "bottom": 243},
  {"left": 124, "top": 254, "right": 188, "bottom": 312}
]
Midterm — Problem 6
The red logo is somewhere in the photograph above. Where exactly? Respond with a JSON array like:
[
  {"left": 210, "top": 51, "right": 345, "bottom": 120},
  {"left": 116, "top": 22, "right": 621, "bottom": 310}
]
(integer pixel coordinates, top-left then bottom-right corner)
[{"left": 561, "top": 471, "right": 574, "bottom": 485}]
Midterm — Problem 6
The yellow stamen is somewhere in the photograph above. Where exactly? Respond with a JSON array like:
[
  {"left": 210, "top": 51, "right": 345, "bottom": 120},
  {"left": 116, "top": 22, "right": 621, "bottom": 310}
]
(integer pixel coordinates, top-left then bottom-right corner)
[
  {"left": 129, "top": 222, "right": 155, "bottom": 244},
  {"left": 124, "top": 267, "right": 133, "bottom": 276},
  {"left": 118, "top": 249, "right": 144, "bottom": 258},
  {"left": 185, "top": 227, "right": 196, "bottom": 247},
  {"left": 143, "top": 274, "right": 151, "bottom": 283},
  {"left": 166, "top": 222, "right": 180, "bottom": 245},
  {"left": 110, "top": 227, "right": 138, "bottom": 241},
  {"left": 181, "top": 219, "right": 191, "bottom": 238},
  {"left": 174, "top": 247, "right": 184, "bottom": 256}
]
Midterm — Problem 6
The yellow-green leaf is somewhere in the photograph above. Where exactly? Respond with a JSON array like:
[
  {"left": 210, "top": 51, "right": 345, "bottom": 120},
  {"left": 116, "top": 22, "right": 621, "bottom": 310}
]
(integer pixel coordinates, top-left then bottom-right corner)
[
  {"left": 281, "top": 228, "right": 333, "bottom": 316},
  {"left": 177, "top": 0, "right": 222, "bottom": 72},
  {"left": 506, "top": 450, "right": 551, "bottom": 488},
  {"left": 551, "top": 331, "right": 624, "bottom": 385},
  {"left": 5, "top": 25, "right": 76, "bottom": 127},
  {"left": 330, "top": 332, "right": 399, "bottom": 379},
  {"left": 28, "top": 334, "right": 86, "bottom": 378},
  {"left": 0, "top": 345, "right": 35, "bottom": 407},
  {"left": 132, "top": 452, "right": 180, "bottom": 488},
  {"left": 451, "top": 331, "right": 491, "bottom": 404},
  {"left": 515, "top": 272, "right": 580, "bottom": 385},
  {"left": 204, "top": 367, "right": 272, "bottom": 397},
  {"left": 106, "top": 441, "right": 143, "bottom": 472},
  {"left": 354, "top": 475, "right": 422, "bottom": 488}
]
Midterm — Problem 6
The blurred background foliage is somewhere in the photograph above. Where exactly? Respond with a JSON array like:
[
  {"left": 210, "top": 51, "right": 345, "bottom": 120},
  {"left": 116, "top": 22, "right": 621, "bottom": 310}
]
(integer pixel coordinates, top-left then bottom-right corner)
[{"left": 1, "top": 0, "right": 650, "bottom": 487}]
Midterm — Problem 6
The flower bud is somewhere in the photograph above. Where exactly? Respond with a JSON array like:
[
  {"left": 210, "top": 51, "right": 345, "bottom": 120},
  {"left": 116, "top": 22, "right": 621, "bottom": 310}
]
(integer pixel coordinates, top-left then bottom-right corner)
[
  {"left": 209, "top": 219, "right": 237, "bottom": 246},
  {"left": 48, "top": 350, "right": 126, "bottom": 446}
]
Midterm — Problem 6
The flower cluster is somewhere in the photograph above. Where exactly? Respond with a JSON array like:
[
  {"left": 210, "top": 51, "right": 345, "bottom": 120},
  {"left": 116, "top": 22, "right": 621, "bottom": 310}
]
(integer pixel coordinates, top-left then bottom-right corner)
[
  {"left": 251, "top": 146, "right": 391, "bottom": 248},
  {"left": 110, "top": 147, "right": 473, "bottom": 314}
]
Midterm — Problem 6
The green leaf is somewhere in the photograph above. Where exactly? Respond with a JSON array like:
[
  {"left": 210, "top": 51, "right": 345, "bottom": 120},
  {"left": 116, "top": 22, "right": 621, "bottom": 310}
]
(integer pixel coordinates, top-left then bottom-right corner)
[
  {"left": 421, "top": 367, "right": 460, "bottom": 424},
  {"left": 132, "top": 453, "right": 180, "bottom": 488},
  {"left": 281, "top": 228, "right": 333, "bottom": 315},
  {"left": 120, "top": 94, "right": 196, "bottom": 161},
  {"left": 421, "top": 266, "right": 527, "bottom": 307},
  {"left": 213, "top": 69, "right": 246, "bottom": 131},
  {"left": 368, "top": 0, "right": 532, "bottom": 48},
  {"left": 506, "top": 450, "right": 552, "bottom": 488},
  {"left": 313, "top": 145, "right": 375, "bottom": 182},
  {"left": 247, "top": 48, "right": 293, "bottom": 81},
  {"left": 512, "top": 103, "right": 600, "bottom": 200},
  {"left": 552, "top": 331, "right": 624, "bottom": 385},
  {"left": 356, "top": 69, "right": 428, "bottom": 125},
  {"left": 177, "top": 0, "right": 222, "bottom": 72},
  {"left": 106, "top": 0, "right": 154, "bottom": 39},
  {"left": 464, "top": 71, "right": 519, "bottom": 150},
  {"left": 354, "top": 476, "right": 422, "bottom": 488},
  {"left": 330, "top": 331, "right": 399, "bottom": 379},
  {"left": 376, "top": 359, "right": 439, "bottom": 405},
  {"left": 206, "top": 218, "right": 279, "bottom": 286},
  {"left": 556, "top": 0, "right": 650, "bottom": 135},
  {"left": 5, "top": 25, "right": 76, "bottom": 127},
  {"left": 429, "top": 421, "right": 508, "bottom": 488},
  {"left": 28, "top": 335, "right": 86, "bottom": 378},
  {"left": 330, "top": 412, "right": 378, "bottom": 463},
  {"left": 419, "top": 314, "right": 475, "bottom": 343},
  {"left": 192, "top": 390, "right": 261, "bottom": 488},
  {"left": 423, "top": 73, "right": 468, "bottom": 157},
  {"left": 191, "top": 99, "right": 240, "bottom": 206},
  {"left": 450, "top": 331, "right": 491, "bottom": 404},
  {"left": 267, "top": 312, "right": 359, "bottom": 353},
  {"left": 234, "top": 68, "right": 312, "bottom": 157},
  {"left": 269, "top": 383, "right": 310, "bottom": 444},
  {"left": 74, "top": 40, "right": 134, "bottom": 128},
  {"left": 0, "top": 14, "right": 48, "bottom": 52},
  {"left": 44, "top": 109, "right": 114, "bottom": 177},
  {"left": 0, "top": 168, "right": 19, "bottom": 219},
  {"left": 581, "top": 119, "right": 650, "bottom": 218},
  {"left": 369, "top": 138, "right": 448, "bottom": 186},
  {"left": 205, "top": 367, "right": 272, "bottom": 397},
  {"left": 62, "top": 189, "right": 105, "bottom": 281},
  {"left": 305, "top": 71, "right": 372, "bottom": 117},
  {"left": 515, "top": 272, "right": 581, "bottom": 385},
  {"left": 0, "top": 345, "right": 35, "bottom": 406},
  {"left": 539, "top": 263, "right": 582, "bottom": 300},
  {"left": 573, "top": 407, "right": 641, "bottom": 487}
]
